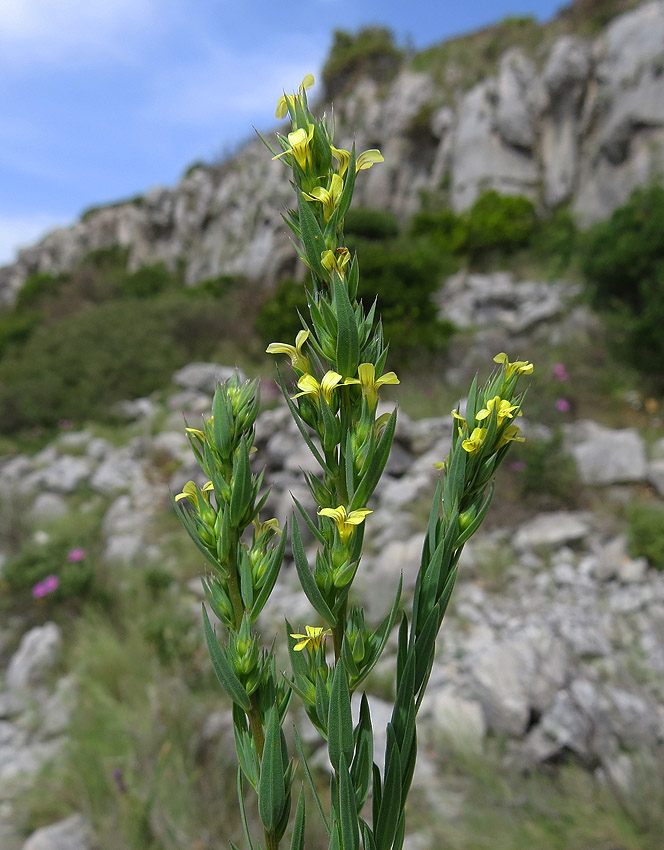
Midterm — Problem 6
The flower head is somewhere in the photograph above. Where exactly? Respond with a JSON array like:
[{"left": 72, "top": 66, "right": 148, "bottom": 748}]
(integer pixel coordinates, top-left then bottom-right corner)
[
  {"left": 32, "top": 575, "right": 59, "bottom": 599},
  {"left": 275, "top": 74, "right": 315, "bottom": 119},
  {"left": 475, "top": 396, "right": 519, "bottom": 426},
  {"left": 67, "top": 547, "right": 86, "bottom": 562},
  {"left": 498, "top": 424, "right": 525, "bottom": 449},
  {"left": 273, "top": 124, "right": 315, "bottom": 171},
  {"left": 266, "top": 329, "right": 310, "bottom": 372},
  {"left": 344, "top": 362, "right": 399, "bottom": 410},
  {"left": 304, "top": 174, "right": 344, "bottom": 222},
  {"left": 290, "top": 625, "right": 332, "bottom": 652},
  {"left": 555, "top": 398, "right": 571, "bottom": 413},
  {"left": 175, "top": 480, "right": 214, "bottom": 508},
  {"left": 318, "top": 505, "right": 372, "bottom": 544},
  {"left": 461, "top": 427, "right": 487, "bottom": 455},
  {"left": 321, "top": 247, "right": 350, "bottom": 279},
  {"left": 331, "top": 146, "right": 384, "bottom": 178},
  {"left": 493, "top": 352, "right": 534, "bottom": 377},
  {"left": 293, "top": 370, "right": 343, "bottom": 405}
]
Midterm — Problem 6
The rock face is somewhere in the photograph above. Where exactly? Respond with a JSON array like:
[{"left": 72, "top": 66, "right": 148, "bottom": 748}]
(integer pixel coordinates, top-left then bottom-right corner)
[{"left": 2, "top": 2, "right": 664, "bottom": 304}]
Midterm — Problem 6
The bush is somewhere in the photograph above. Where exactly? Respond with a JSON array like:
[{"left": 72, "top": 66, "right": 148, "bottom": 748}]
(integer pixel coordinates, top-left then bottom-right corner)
[
  {"left": 409, "top": 209, "right": 469, "bottom": 255},
  {"left": 0, "top": 295, "right": 227, "bottom": 432},
  {"left": 0, "top": 309, "right": 41, "bottom": 358},
  {"left": 531, "top": 207, "right": 579, "bottom": 272},
  {"left": 580, "top": 184, "right": 664, "bottom": 309},
  {"left": 256, "top": 277, "right": 308, "bottom": 347},
  {"left": 322, "top": 27, "right": 403, "bottom": 98},
  {"left": 3, "top": 538, "right": 95, "bottom": 600},
  {"left": 121, "top": 263, "right": 176, "bottom": 299},
  {"left": 15, "top": 272, "right": 64, "bottom": 310},
  {"left": 465, "top": 190, "right": 537, "bottom": 256},
  {"left": 626, "top": 500, "right": 664, "bottom": 570},
  {"left": 344, "top": 208, "right": 399, "bottom": 240}
]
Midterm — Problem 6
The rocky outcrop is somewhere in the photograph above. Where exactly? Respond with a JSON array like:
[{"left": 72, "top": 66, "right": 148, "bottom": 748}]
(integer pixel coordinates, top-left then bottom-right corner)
[{"left": 2, "top": 3, "right": 664, "bottom": 305}]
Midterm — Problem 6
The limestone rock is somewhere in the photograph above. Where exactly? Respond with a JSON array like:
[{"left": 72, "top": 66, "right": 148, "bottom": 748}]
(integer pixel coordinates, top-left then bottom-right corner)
[
  {"left": 22, "top": 815, "right": 95, "bottom": 850},
  {"left": 513, "top": 511, "right": 592, "bottom": 551},
  {"left": 172, "top": 362, "right": 247, "bottom": 393},
  {"left": 6, "top": 624, "right": 62, "bottom": 693},
  {"left": 567, "top": 420, "right": 647, "bottom": 485}
]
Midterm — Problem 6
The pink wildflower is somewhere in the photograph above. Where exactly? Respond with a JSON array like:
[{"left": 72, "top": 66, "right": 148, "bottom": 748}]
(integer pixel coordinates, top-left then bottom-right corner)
[
  {"left": 555, "top": 398, "right": 571, "bottom": 413},
  {"left": 32, "top": 575, "right": 59, "bottom": 599},
  {"left": 67, "top": 548, "right": 86, "bottom": 562},
  {"left": 552, "top": 364, "right": 569, "bottom": 382}
]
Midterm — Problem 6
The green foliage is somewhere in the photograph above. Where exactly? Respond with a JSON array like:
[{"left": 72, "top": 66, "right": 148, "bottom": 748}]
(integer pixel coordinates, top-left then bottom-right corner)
[
  {"left": 189, "top": 274, "right": 242, "bottom": 299},
  {"left": 322, "top": 27, "right": 403, "bottom": 98},
  {"left": 580, "top": 184, "right": 664, "bottom": 309},
  {"left": 514, "top": 430, "right": 580, "bottom": 507},
  {"left": 530, "top": 207, "right": 579, "bottom": 272},
  {"left": 120, "top": 263, "right": 176, "bottom": 299},
  {"left": 0, "top": 295, "right": 227, "bottom": 432},
  {"left": 465, "top": 190, "right": 537, "bottom": 257},
  {"left": 344, "top": 208, "right": 399, "bottom": 240},
  {"left": 15, "top": 272, "right": 64, "bottom": 310},
  {"left": 256, "top": 277, "right": 308, "bottom": 349},
  {"left": 409, "top": 209, "right": 469, "bottom": 255},
  {"left": 626, "top": 499, "right": 664, "bottom": 570},
  {"left": 3, "top": 537, "right": 95, "bottom": 601},
  {"left": 0, "top": 308, "right": 42, "bottom": 358}
]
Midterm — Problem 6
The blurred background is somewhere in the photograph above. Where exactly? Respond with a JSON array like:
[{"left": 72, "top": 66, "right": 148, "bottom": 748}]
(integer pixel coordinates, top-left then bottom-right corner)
[{"left": 1, "top": 1, "right": 664, "bottom": 849}]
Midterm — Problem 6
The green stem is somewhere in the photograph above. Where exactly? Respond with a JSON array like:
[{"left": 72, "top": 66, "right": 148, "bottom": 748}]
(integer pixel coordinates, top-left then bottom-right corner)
[
  {"left": 332, "top": 596, "right": 347, "bottom": 662},
  {"left": 227, "top": 536, "right": 245, "bottom": 630}
]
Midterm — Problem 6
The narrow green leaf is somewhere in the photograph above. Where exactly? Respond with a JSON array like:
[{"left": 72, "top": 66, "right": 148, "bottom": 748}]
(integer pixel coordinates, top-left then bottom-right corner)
[
  {"left": 350, "top": 409, "right": 396, "bottom": 509},
  {"left": 276, "top": 370, "right": 332, "bottom": 475},
  {"left": 360, "top": 820, "right": 376, "bottom": 850},
  {"left": 258, "top": 707, "right": 286, "bottom": 833},
  {"left": 333, "top": 276, "right": 359, "bottom": 378},
  {"left": 352, "top": 576, "right": 402, "bottom": 690},
  {"left": 351, "top": 693, "right": 374, "bottom": 810},
  {"left": 250, "top": 526, "right": 287, "bottom": 621},
  {"left": 337, "top": 145, "right": 358, "bottom": 221},
  {"left": 292, "top": 495, "right": 326, "bottom": 545},
  {"left": 328, "top": 662, "right": 354, "bottom": 773},
  {"left": 238, "top": 547, "right": 254, "bottom": 611},
  {"left": 173, "top": 498, "right": 223, "bottom": 573},
  {"left": 291, "top": 515, "right": 335, "bottom": 624},
  {"left": 371, "top": 762, "right": 382, "bottom": 829},
  {"left": 289, "top": 790, "right": 306, "bottom": 850},
  {"left": 294, "top": 726, "right": 330, "bottom": 835},
  {"left": 392, "top": 813, "right": 406, "bottom": 850},
  {"left": 202, "top": 606, "right": 251, "bottom": 711},
  {"left": 454, "top": 481, "right": 495, "bottom": 548},
  {"left": 374, "top": 726, "right": 402, "bottom": 850},
  {"left": 236, "top": 768, "right": 256, "bottom": 850},
  {"left": 315, "top": 670, "right": 330, "bottom": 734},
  {"left": 338, "top": 753, "right": 360, "bottom": 850},
  {"left": 298, "top": 192, "right": 327, "bottom": 278},
  {"left": 230, "top": 440, "right": 252, "bottom": 528}
]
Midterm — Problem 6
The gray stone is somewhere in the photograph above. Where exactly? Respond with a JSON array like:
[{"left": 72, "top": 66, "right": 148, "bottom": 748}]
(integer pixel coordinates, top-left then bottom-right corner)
[
  {"left": 421, "top": 689, "right": 487, "bottom": 754},
  {"left": 33, "top": 456, "right": 92, "bottom": 494},
  {"left": 89, "top": 447, "right": 141, "bottom": 497},
  {"left": 173, "top": 362, "right": 247, "bottom": 393},
  {"left": 28, "top": 493, "right": 67, "bottom": 522},
  {"left": 513, "top": 511, "right": 591, "bottom": 551},
  {"left": 568, "top": 421, "right": 647, "bottom": 485},
  {"left": 647, "top": 459, "right": 664, "bottom": 497},
  {"left": 6, "top": 623, "right": 62, "bottom": 692},
  {"left": 114, "top": 397, "right": 157, "bottom": 421},
  {"left": 467, "top": 640, "right": 532, "bottom": 736},
  {"left": 21, "top": 814, "right": 94, "bottom": 850},
  {"left": 496, "top": 49, "right": 537, "bottom": 150}
]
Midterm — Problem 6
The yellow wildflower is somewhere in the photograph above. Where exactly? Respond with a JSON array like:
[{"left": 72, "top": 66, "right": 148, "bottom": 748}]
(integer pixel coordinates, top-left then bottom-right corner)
[
  {"left": 290, "top": 625, "right": 332, "bottom": 652},
  {"left": 253, "top": 517, "right": 282, "bottom": 536},
  {"left": 293, "top": 370, "right": 343, "bottom": 405},
  {"left": 475, "top": 396, "right": 519, "bottom": 425},
  {"left": 321, "top": 247, "right": 350, "bottom": 278},
  {"left": 318, "top": 505, "right": 373, "bottom": 544},
  {"left": 331, "top": 145, "right": 384, "bottom": 178},
  {"left": 275, "top": 73, "right": 315, "bottom": 119},
  {"left": 461, "top": 428, "right": 487, "bottom": 455},
  {"left": 304, "top": 174, "right": 344, "bottom": 222},
  {"left": 266, "top": 329, "right": 310, "bottom": 372},
  {"left": 497, "top": 424, "right": 525, "bottom": 449},
  {"left": 174, "top": 480, "right": 214, "bottom": 508},
  {"left": 273, "top": 124, "right": 315, "bottom": 170},
  {"left": 493, "top": 352, "right": 534, "bottom": 376},
  {"left": 344, "top": 362, "right": 400, "bottom": 409}
]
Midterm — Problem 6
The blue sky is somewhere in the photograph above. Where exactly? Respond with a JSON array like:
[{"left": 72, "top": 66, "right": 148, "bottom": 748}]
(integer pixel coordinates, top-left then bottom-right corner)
[{"left": 0, "top": 0, "right": 564, "bottom": 266}]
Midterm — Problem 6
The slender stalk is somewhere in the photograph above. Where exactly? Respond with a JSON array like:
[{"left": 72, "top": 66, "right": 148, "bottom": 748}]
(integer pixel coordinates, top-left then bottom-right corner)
[{"left": 226, "top": 537, "right": 245, "bottom": 629}]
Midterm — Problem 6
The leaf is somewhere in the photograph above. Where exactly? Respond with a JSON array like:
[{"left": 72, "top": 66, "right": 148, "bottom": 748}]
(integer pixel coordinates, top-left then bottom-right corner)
[
  {"left": 328, "top": 662, "right": 354, "bottom": 773},
  {"left": 298, "top": 191, "right": 327, "bottom": 278},
  {"left": 374, "top": 726, "right": 402, "bottom": 850},
  {"left": 292, "top": 495, "right": 326, "bottom": 545},
  {"left": 230, "top": 440, "right": 252, "bottom": 528},
  {"left": 276, "top": 370, "right": 331, "bottom": 476},
  {"left": 338, "top": 753, "right": 360, "bottom": 850},
  {"left": 333, "top": 276, "right": 359, "bottom": 378},
  {"left": 352, "top": 576, "right": 402, "bottom": 690},
  {"left": 337, "top": 144, "right": 358, "bottom": 221},
  {"left": 350, "top": 693, "right": 374, "bottom": 810},
  {"left": 350, "top": 408, "right": 396, "bottom": 508},
  {"left": 202, "top": 606, "right": 251, "bottom": 711},
  {"left": 236, "top": 768, "right": 256, "bottom": 850},
  {"left": 291, "top": 515, "right": 335, "bottom": 624},
  {"left": 258, "top": 707, "right": 286, "bottom": 833},
  {"left": 289, "top": 790, "right": 306, "bottom": 850},
  {"left": 250, "top": 526, "right": 287, "bottom": 621},
  {"left": 294, "top": 726, "right": 330, "bottom": 835}
]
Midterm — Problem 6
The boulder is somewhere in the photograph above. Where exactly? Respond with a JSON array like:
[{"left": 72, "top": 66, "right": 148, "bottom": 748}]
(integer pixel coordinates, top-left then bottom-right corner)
[
  {"left": 21, "top": 815, "right": 94, "bottom": 850},
  {"left": 172, "top": 363, "right": 247, "bottom": 393},
  {"left": 567, "top": 421, "right": 647, "bottom": 485},
  {"left": 6, "top": 623, "right": 62, "bottom": 692}
]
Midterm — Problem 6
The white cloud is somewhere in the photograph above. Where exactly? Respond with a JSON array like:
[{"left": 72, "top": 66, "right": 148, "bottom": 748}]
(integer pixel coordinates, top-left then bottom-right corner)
[
  {"left": 0, "top": 213, "right": 67, "bottom": 266},
  {"left": 0, "top": 0, "right": 159, "bottom": 67}
]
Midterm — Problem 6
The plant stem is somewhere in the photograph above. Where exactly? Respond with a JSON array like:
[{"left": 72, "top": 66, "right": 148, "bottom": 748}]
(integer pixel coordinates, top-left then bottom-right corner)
[{"left": 227, "top": 536, "right": 245, "bottom": 629}]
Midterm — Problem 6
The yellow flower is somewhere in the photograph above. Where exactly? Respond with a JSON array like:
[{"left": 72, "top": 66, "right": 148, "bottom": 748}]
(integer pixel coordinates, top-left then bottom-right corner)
[
  {"left": 497, "top": 424, "right": 525, "bottom": 449},
  {"left": 344, "top": 362, "right": 400, "bottom": 409},
  {"left": 266, "top": 329, "right": 310, "bottom": 372},
  {"left": 493, "top": 352, "right": 534, "bottom": 376},
  {"left": 331, "top": 145, "right": 384, "bottom": 178},
  {"left": 290, "top": 625, "right": 332, "bottom": 652},
  {"left": 293, "top": 370, "right": 343, "bottom": 405},
  {"left": 318, "top": 505, "right": 373, "bottom": 544},
  {"left": 273, "top": 124, "right": 315, "bottom": 170},
  {"left": 175, "top": 480, "right": 214, "bottom": 508},
  {"left": 321, "top": 247, "right": 350, "bottom": 278},
  {"left": 475, "top": 396, "right": 519, "bottom": 425},
  {"left": 304, "top": 174, "right": 343, "bottom": 222},
  {"left": 461, "top": 428, "right": 487, "bottom": 455},
  {"left": 253, "top": 517, "right": 282, "bottom": 536},
  {"left": 275, "top": 73, "right": 315, "bottom": 119}
]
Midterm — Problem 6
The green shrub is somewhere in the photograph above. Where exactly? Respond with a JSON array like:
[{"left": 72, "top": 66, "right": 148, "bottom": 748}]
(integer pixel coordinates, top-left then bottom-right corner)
[
  {"left": 465, "top": 190, "right": 537, "bottom": 256},
  {"left": 322, "top": 27, "right": 403, "bottom": 98},
  {"left": 409, "top": 209, "right": 469, "bottom": 255},
  {"left": 15, "top": 272, "right": 64, "bottom": 310},
  {"left": 344, "top": 207, "right": 399, "bottom": 240},
  {"left": 256, "top": 277, "right": 308, "bottom": 347},
  {"left": 513, "top": 429, "right": 580, "bottom": 507},
  {"left": 3, "top": 538, "right": 95, "bottom": 600},
  {"left": 0, "top": 309, "right": 41, "bottom": 358},
  {"left": 0, "top": 295, "right": 227, "bottom": 432},
  {"left": 120, "top": 263, "right": 176, "bottom": 299},
  {"left": 626, "top": 500, "right": 664, "bottom": 570},
  {"left": 531, "top": 207, "right": 579, "bottom": 272},
  {"left": 580, "top": 184, "right": 664, "bottom": 309}
]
